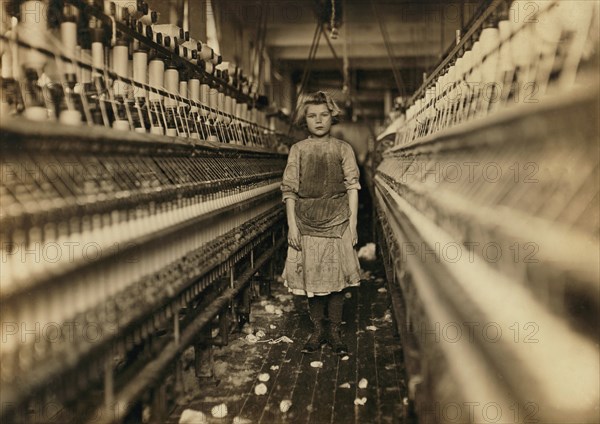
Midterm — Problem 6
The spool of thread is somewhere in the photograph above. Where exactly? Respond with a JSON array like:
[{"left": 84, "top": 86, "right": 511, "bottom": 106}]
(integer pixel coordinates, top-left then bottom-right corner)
[
  {"left": 208, "top": 87, "right": 218, "bottom": 120},
  {"left": 112, "top": 42, "right": 130, "bottom": 97},
  {"left": 133, "top": 50, "right": 148, "bottom": 98},
  {"left": 80, "top": 49, "right": 92, "bottom": 83},
  {"left": 447, "top": 65, "right": 456, "bottom": 90},
  {"left": 461, "top": 50, "right": 473, "bottom": 81},
  {"left": 189, "top": 78, "right": 200, "bottom": 113},
  {"left": 91, "top": 43, "right": 104, "bottom": 77},
  {"left": 479, "top": 27, "right": 500, "bottom": 84},
  {"left": 1, "top": 48, "right": 13, "bottom": 79},
  {"left": 19, "top": 1, "right": 48, "bottom": 72},
  {"left": 235, "top": 102, "right": 244, "bottom": 121},
  {"left": 535, "top": 6, "right": 562, "bottom": 55},
  {"left": 60, "top": 20, "right": 78, "bottom": 75},
  {"left": 217, "top": 91, "right": 225, "bottom": 122},
  {"left": 205, "top": 61, "right": 214, "bottom": 75},
  {"left": 164, "top": 66, "right": 179, "bottom": 107},
  {"left": 135, "top": 127, "right": 147, "bottom": 133},
  {"left": 244, "top": 103, "right": 251, "bottom": 121},
  {"left": 497, "top": 21, "right": 513, "bottom": 73},
  {"left": 200, "top": 83, "right": 210, "bottom": 116},
  {"left": 231, "top": 97, "right": 238, "bottom": 119},
  {"left": 148, "top": 59, "right": 164, "bottom": 102},
  {"left": 179, "top": 80, "right": 188, "bottom": 107},
  {"left": 469, "top": 41, "right": 482, "bottom": 84},
  {"left": 511, "top": 17, "right": 533, "bottom": 69},
  {"left": 90, "top": 27, "right": 105, "bottom": 78},
  {"left": 166, "top": 128, "right": 177, "bottom": 137},
  {"left": 223, "top": 95, "right": 233, "bottom": 124}
]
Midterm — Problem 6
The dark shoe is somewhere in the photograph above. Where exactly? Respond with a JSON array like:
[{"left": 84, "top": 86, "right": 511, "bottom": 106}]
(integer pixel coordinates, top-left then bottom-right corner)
[
  {"left": 329, "top": 323, "right": 348, "bottom": 355},
  {"left": 301, "top": 321, "right": 327, "bottom": 353}
]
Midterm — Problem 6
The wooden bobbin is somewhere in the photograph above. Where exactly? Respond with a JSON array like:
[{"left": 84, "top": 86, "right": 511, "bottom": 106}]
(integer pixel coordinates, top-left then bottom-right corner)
[
  {"left": 112, "top": 42, "right": 130, "bottom": 97},
  {"left": 149, "top": 58, "right": 164, "bottom": 102},
  {"left": 200, "top": 83, "right": 210, "bottom": 117},
  {"left": 19, "top": 1, "right": 48, "bottom": 72},
  {"left": 133, "top": 50, "right": 148, "bottom": 99}
]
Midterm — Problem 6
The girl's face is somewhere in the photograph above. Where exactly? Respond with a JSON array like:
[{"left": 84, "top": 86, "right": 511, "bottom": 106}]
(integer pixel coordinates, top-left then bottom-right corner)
[{"left": 305, "top": 104, "right": 332, "bottom": 138}]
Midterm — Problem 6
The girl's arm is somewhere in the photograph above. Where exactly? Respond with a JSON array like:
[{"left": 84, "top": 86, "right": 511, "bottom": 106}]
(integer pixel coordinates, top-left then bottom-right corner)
[
  {"left": 341, "top": 143, "right": 361, "bottom": 247},
  {"left": 286, "top": 198, "right": 302, "bottom": 250},
  {"left": 348, "top": 188, "right": 358, "bottom": 246}
]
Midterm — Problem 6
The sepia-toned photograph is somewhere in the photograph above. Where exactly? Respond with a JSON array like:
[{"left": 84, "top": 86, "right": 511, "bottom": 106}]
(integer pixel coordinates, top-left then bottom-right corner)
[{"left": 0, "top": 0, "right": 598, "bottom": 423}]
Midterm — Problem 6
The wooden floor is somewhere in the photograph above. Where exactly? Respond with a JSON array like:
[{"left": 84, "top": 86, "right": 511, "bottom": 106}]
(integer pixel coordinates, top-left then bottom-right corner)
[{"left": 168, "top": 258, "right": 413, "bottom": 424}]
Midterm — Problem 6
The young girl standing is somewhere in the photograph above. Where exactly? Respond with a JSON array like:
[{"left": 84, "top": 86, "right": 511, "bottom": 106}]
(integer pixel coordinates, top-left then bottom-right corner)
[{"left": 281, "top": 91, "right": 361, "bottom": 355}]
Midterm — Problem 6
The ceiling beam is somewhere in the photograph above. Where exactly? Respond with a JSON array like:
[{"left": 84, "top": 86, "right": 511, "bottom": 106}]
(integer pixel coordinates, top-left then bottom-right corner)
[
  {"left": 266, "top": 22, "right": 441, "bottom": 47},
  {"left": 269, "top": 41, "right": 441, "bottom": 61},
  {"left": 279, "top": 56, "right": 438, "bottom": 70}
]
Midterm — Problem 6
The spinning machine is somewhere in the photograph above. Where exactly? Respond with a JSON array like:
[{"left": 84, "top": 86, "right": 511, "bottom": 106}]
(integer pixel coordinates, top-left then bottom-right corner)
[
  {"left": 372, "top": 1, "right": 599, "bottom": 422},
  {"left": 0, "top": 1, "right": 289, "bottom": 422}
]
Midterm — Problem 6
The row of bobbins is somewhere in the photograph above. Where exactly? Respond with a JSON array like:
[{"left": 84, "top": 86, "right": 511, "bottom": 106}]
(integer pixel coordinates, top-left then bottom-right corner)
[
  {"left": 0, "top": 0, "right": 271, "bottom": 145},
  {"left": 397, "top": 0, "right": 597, "bottom": 147}
]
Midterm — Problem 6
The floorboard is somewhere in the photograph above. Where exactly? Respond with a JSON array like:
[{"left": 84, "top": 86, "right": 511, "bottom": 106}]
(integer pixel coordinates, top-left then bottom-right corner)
[{"left": 169, "top": 255, "right": 413, "bottom": 424}]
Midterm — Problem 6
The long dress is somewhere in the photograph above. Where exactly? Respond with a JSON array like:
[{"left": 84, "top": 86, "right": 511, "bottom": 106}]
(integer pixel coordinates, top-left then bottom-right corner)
[{"left": 280, "top": 136, "right": 362, "bottom": 297}]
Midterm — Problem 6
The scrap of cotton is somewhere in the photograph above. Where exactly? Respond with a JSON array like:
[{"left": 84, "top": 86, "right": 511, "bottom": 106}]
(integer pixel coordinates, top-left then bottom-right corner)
[
  {"left": 341, "top": 355, "right": 350, "bottom": 361},
  {"left": 179, "top": 409, "right": 208, "bottom": 423},
  {"left": 279, "top": 400, "right": 293, "bottom": 413},
  {"left": 269, "top": 324, "right": 277, "bottom": 329},
  {"left": 310, "top": 361, "right": 323, "bottom": 368},
  {"left": 233, "top": 417, "right": 252, "bottom": 424},
  {"left": 245, "top": 334, "right": 258, "bottom": 344},
  {"left": 275, "top": 308, "right": 283, "bottom": 315},
  {"left": 254, "top": 383, "right": 268, "bottom": 395},
  {"left": 358, "top": 378, "right": 368, "bottom": 389},
  {"left": 270, "top": 365, "right": 280, "bottom": 371},
  {"left": 403, "top": 397, "right": 409, "bottom": 405},
  {"left": 354, "top": 397, "right": 367, "bottom": 406},
  {"left": 366, "top": 326, "right": 377, "bottom": 331},
  {"left": 377, "top": 287, "right": 387, "bottom": 293},
  {"left": 256, "top": 330, "right": 266, "bottom": 338},
  {"left": 357, "top": 243, "right": 376, "bottom": 260},
  {"left": 344, "top": 292, "right": 352, "bottom": 299},
  {"left": 258, "top": 373, "right": 270, "bottom": 382},
  {"left": 375, "top": 277, "right": 385, "bottom": 283},
  {"left": 339, "top": 382, "right": 351, "bottom": 389},
  {"left": 265, "top": 304, "right": 276, "bottom": 314},
  {"left": 211, "top": 404, "right": 228, "bottom": 418},
  {"left": 268, "top": 336, "right": 293, "bottom": 344}
]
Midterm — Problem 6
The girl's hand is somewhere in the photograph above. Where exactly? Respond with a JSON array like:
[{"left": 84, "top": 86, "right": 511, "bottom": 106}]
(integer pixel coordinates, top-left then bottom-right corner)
[
  {"left": 350, "top": 223, "right": 358, "bottom": 247},
  {"left": 287, "top": 224, "right": 302, "bottom": 251}
]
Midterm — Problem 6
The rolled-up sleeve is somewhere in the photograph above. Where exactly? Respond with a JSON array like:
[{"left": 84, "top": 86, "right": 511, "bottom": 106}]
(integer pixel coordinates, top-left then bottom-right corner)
[
  {"left": 341, "top": 143, "right": 361, "bottom": 190},
  {"left": 281, "top": 144, "right": 300, "bottom": 202}
]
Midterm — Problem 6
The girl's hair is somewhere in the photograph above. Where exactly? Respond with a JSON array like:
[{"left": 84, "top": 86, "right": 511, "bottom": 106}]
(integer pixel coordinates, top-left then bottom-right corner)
[{"left": 294, "top": 91, "right": 341, "bottom": 128}]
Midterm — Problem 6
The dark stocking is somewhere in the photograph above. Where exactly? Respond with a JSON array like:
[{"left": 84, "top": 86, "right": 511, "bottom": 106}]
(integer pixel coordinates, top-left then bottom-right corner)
[
  {"left": 327, "top": 291, "right": 348, "bottom": 355},
  {"left": 301, "top": 296, "right": 327, "bottom": 353}
]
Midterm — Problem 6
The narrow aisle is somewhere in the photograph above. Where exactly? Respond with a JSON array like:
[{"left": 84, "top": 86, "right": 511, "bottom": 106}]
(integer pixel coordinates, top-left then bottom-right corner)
[{"left": 169, "top": 256, "right": 412, "bottom": 424}]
